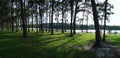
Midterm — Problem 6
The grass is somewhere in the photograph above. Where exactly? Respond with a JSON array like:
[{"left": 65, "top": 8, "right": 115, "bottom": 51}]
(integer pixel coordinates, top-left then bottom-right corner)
[
  {"left": 106, "top": 34, "right": 120, "bottom": 48},
  {"left": 0, "top": 31, "right": 98, "bottom": 58}
]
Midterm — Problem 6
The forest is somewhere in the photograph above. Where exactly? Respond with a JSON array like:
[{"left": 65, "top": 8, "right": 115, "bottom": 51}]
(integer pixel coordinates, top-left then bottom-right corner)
[{"left": 0, "top": 0, "right": 120, "bottom": 58}]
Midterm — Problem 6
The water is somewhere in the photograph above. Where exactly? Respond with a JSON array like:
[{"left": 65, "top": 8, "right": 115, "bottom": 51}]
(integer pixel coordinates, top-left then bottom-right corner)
[
  {"left": 27, "top": 28, "right": 120, "bottom": 34},
  {"left": 66, "top": 30, "right": 120, "bottom": 34}
]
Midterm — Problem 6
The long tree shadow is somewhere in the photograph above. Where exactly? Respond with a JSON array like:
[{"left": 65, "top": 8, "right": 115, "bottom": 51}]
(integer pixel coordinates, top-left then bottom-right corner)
[{"left": 0, "top": 32, "right": 97, "bottom": 58}]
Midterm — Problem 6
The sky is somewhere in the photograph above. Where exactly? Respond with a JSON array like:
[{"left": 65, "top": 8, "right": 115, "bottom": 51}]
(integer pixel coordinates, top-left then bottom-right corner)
[
  {"left": 86, "top": 0, "right": 120, "bottom": 26},
  {"left": 101, "top": 0, "right": 120, "bottom": 26},
  {"left": 50, "top": 0, "right": 120, "bottom": 26}
]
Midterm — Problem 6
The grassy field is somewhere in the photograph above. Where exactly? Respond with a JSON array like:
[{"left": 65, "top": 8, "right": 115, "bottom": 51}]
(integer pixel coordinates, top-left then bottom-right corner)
[
  {"left": 0, "top": 31, "right": 119, "bottom": 58},
  {"left": 106, "top": 34, "right": 120, "bottom": 48}
]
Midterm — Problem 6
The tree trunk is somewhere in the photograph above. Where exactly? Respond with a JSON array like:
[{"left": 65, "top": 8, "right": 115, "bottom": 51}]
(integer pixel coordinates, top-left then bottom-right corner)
[
  {"left": 20, "top": 0, "right": 27, "bottom": 38},
  {"left": 27, "top": 16, "right": 30, "bottom": 32},
  {"left": 41, "top": 15, "right": 44, "bottom": 33},
  {"left": 11, "top": 0, "right": 14, "bottom": 32},
  {"left": 91, "top": 0, "right": 101, "bottom": 47},
  {"left": 103, "top": 0, "right": 108, "bottom": 41},
  {"left": 81, "top": 12, "right": 84, "bottom": 33},
  {"left": 73, "top": 1, "right": 78, "bottom": 34},
  {"left": 70, "top": 0, "right": 73, "bottom": 37},
  {"left": 56, "top": 12, "right": 59, "bottom": 32},
  {"left": 35, "top": 3, "right": 38, "bottom": 34},
  {"left": 86, "top": 12, "right": 89, "bottom": 33},
  {"left": 31, "top": 14, "right": 33, "bottom": 31},
  {"left": 45, "top": 10, "right": 48, "bottom": 32},
  {"left": 49, "top": 10, "right": 51, "bottom": 33},
  {"left": 6, "top": 19, "right": 8, "bottom": 31},
  {"left": 16, "top": 19, "right": 19, "bottom": 32},
  {"left": 51, "top": 0, "right": 54, "bottom": 35},
  {"left": 65, "top": 20, "right": 67, "bottom": 32},
  {"left": 61, "top": 3, "right": 64, "bottom": 34}
]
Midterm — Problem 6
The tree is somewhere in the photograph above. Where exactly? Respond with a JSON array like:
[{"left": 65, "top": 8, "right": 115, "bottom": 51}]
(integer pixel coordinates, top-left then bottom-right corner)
[
  {"left": 70, "top": 0, "right": 73, "bottom": 37},
  {"left": 51, "top": 0, "right": 54, "bottom": 35},
  {"left": 0, "top": 0, "right": 11, "bottom": 31},
  {"left": 85, "top": 0, "right": 91, "bottom": 33},
  {"left": 102, "top": 0, "right": 114, "bottom": 41},
  {"left": 11, "top": 0, "right": 14, "bottom": 32},
  {"left": 38, "top": 0, "right": 45, "bottom": 33},
  {"left": 91, "top": 0, "right": 101, "bottom": 47},
  {"left": 97, "top": 1, "right": 114, "bottom": 41},
  {"left": 20, "top": 0, "right": 28, "bottom": 38},
  {"left": 61, "top": 0, "right": 64, "bottom": 34},
  {"left": 102, "top": 0, "right": 108, "bottom": 41},
  {"left": 73, "top": 0, "right": 79, "bottom": 34}
]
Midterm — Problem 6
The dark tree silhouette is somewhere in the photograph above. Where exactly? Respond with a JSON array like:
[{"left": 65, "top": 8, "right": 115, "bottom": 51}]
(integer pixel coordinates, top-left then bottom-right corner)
[
  {"left": 73, "top": 0, "right": 79, "bottom": 34},
  {"left": 103, "top": 0, "right": 108, "bottom": 41},
  {"left": 11, "top": 0, "right": 14, "bottom": 32},
  {"left": 61, "top": 0, "right": 64, "bottom": 34},
  {"left": 70, "top": 0, "right": 73, "bottom": 37},
  {"left": 20, "top": 0, "right": 28, "bottom": 38},
  {"left": 91, "top": 0, "right": 101, "bottom": 47},
  {"left": 51, "top": 0, "right": 54, "bottom": 35}
]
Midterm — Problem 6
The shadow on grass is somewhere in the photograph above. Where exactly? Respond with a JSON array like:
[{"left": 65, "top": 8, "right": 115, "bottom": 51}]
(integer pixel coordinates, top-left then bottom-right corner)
[{"left": 0, "top": 32, "right": 97, "bottom": 58}]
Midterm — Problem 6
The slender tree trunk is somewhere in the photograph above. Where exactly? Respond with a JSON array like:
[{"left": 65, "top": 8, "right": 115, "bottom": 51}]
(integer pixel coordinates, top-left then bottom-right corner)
[
  {"left": 45, "top": 17, "right": 48, "bottom": 32},
  {"left": 46, "top": 1, "right": 49, "bottom": 32},
  {"left": 56, "top": 9, "right": 59, "bottom": 32},
  {"left": 16, "top": 2, "right": 19, "bottom": 32},
  {"left": 32, "top": 14, "right": 33, "bottom": 31},
  {"left": 7, "top": 19, "right": 10, "bottom": 31},
  {"left": 73, "top": 1, "right": 78, "bottom": 34},
  {"left": 35, "top": 3, "right": 38, "bottom": 33},
  {"left": 85, "top": 0, "right": 88, "bottom": 33},
  {"left": 36, "top": 15, "right": 38, "bottom": 34},
  {"left": 86, "top": 12, "right": 89, "bottom": 33},
  {"left": 41, "top": 15, "right": 44, "bottom": 33},
  {"left": 27, "top": 16, "right": 30, "bottom": 32},
  {"left": 101, "top": 19, "right": 103, "bottom": 33},
  {"left": 18, "top": 18, "right": 20, "bottom": 31},
  {"left": 39, "top": 2, "right": 44, "bottom": 33},
  {"left": 39, "top": 15, "right": 41, "bottom": 32},
  {"left": 0, "top": 23, "right": 1, "bottom": 31},
  {"left": 20, "top": 0, "right": 27, "bottom": 38},
  {"left": 1, "top": 22, "right": 4, "bottom": 31},
  {"left": 91, "top": 0, "right": 101, "bottom": 47},
  {"left": 61, "top": 4, "right": 64, "bottom": 34},
  {"left": 45, "top": 10, "right": 48, "bottom": 32},
  {"left": 51, "top": 0, "right": 54, "bottom": 35},
  {"left": 70, "top": 0, "right": 73, "bottom": 37},
  {"left": 81, "top": 12, "right": 84, "bottom": 33},
  {"left": 20, "top": 18, "right": 22, "bottom": 31},
  {"left": 16, "top": 19, "right": 19, "bottom": 32},
  {"left": 11, "top": 0, "right": 14, "bottom": 32},
  {"left": 65, "top": 20, "right": 67, "bottom": 32},
  {"left": 11, "top": 20, "right": 14, "bottom": 32},
  {"left": 49, "top": 10, "right": 51, "bottom": 33},
  {"left": 103, "top": 0, "right": 108, "bottom": 41},
  {"left": 39, "top": 4, "right": 41, "bottom": 32}
]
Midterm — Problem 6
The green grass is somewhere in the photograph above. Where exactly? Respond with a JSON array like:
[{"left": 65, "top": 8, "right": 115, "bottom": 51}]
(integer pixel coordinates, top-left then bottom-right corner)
[
  {"left": 0, "top": 31, "right": 98, "bottom": 58},
  {"left": 106, "top": 34, "right": 120, "bottom": 48}
]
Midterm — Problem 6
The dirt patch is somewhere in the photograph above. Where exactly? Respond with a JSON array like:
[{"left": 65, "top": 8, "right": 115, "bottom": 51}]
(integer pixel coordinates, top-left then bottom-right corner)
[{"left": 79, "top": 42, "right": 120, "bottom": 58}]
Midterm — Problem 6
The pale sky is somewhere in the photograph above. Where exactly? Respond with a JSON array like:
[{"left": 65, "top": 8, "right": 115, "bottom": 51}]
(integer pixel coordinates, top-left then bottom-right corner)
[
  {"left": 103, "top": 0, "right": 120, "bottom": 26},
  {"left": 87, "top": 0, "right": 120, "bottom": 26},
  {"left": 53, "top": 0, "right": 120, "bottom": 26}
]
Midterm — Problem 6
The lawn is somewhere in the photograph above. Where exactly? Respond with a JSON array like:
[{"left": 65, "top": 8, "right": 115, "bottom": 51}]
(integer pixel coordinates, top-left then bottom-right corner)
[
  {"left": 107, "top": 34, "right": 120, "bottom": 48},
  {"left": 1, "top": 31, "right": 119, "bottom": 58}
]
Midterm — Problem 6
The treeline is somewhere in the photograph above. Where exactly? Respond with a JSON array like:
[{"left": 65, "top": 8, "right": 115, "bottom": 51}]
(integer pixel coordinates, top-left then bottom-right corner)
[{"left": 12, "top": 23, "right": 120, "bottom": 30}]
